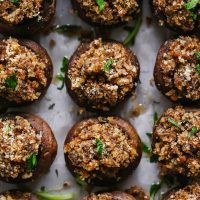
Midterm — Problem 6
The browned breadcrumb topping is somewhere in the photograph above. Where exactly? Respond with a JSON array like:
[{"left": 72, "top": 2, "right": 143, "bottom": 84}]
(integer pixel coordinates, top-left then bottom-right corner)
[
  {"left": 0, "top": 191, "right": 31, "bottom": 200},
  {"left": 75, "top": 0, "right": 140, "bottom": 25},
  {"left": 64, "top": 117, "right": 138, "bottom": 182},
  {"left": 167, "top": 183, "right": 200, "bottom": 200},
  {"left": 85, "top": 193, "right": 135, "bottom": 200},
  {"left": 0, "top": 38, "right": 48, "bottom": 103},
  {"left": 152, "top": 0, "right": 199, "bottom": 31},
  {"left": 126, "top": 186, "right": 150, "bottom": 200},
  {"left": 158, "top": 36, "right": 200, "bottom": 101},
  {"left": 0, "top": 116, "right": 41, "bottom": 180},
  {"left": 68, "top": 38, "right": 139, "bottom": 111},
  {"left": 0, "top": 0, "right": 43, "bottom": 24},
  {"left": 153, "top": 106, "right": 200, "bottom": 178}
]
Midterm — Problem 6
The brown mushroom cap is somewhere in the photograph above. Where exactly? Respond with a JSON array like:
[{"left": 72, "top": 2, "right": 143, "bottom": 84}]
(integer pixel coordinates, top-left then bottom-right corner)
[
  {"left": 0, "top": 113, "right": 57, "bottom": 183},
  {"left": 0, "top": 0, "right": 56, "bottom": 36},
  {"left": 71, "top": 0, "right": 141, "bottom": 27},
  {"left": 0, "top": 38, "right": 53, "bottom": 109},
  {"left": 64, "top": 117, "right": 142, "bottom": 186},
  {"left": 152, "top": 106, "right": 200, "bottom": 178},
  {"left": 65, "top": 38, "right": 140, "bottom": 112}
]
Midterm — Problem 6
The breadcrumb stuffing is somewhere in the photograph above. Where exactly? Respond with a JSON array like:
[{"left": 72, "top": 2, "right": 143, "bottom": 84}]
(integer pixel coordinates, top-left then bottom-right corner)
[
  {"left": 0, "top": 0, "right": 43, "bottom": 24},
  {"left": 68, "top": 38, "right": 139, "bottom": 111},
  {"left": 152, "top": 0, "right": 199, "bottom": 31},
  {"left": 156, "top": 36, "right": 200, "bottom": 102},
  {"left": 0, "top": 38, "right": 48, "bottom": 103},
  {"left": 64, "top": 117, "right": 139, "bottom": 182},
  {"left": 0, "top": 116, "right": 41, "bottom": 180},
  {"left": 74, "top": 0, "right": 140, "bottom": 25},
  {"left": 167, "top": 183, "right": 200, "bottom": 200},
  {"left": 152, "top": 106, "right": 200, "bottom": 178},
  {"left": 0, "top": 191, "right": 31, "bottom": 200}
]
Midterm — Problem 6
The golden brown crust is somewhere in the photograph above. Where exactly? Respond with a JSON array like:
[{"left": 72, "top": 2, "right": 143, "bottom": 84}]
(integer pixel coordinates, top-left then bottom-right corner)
[
  {"left": 151, "top": 0, "right": 200, "bottom": 33},
  {"left": 71, "top": 0, "right": 141, "bottom": 26},
  {"left": 0, "top": 190, "right": 39, "bottom": 200},
  {"left": 0, "top": 0, "right": 56, "bottom": 36},
  {"left": 162, "top": 182, "right": 200, "bottom": 200},
  {"left": 152, "top": 106, "right": 200, "bottom": 178},
  {"left": 64, "top": 117, "right": 142, "bottom": 186},
  {"left": 0, "top": 38, "right": 53, "bottom": 109},
  {"left": 66, "top": 38, "right": 140, "bottom": 112},
  {"left": 0, "top": 113, "right": 57, "bottom": 183},
  {"left": 154, "top": 35, "right": 200, "bottom": 104}
]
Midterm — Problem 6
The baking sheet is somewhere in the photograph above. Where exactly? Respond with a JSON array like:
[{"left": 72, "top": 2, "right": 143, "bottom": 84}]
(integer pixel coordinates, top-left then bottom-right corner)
[{"left": 0, "top": 0, "right": 176, "bottom": 199}]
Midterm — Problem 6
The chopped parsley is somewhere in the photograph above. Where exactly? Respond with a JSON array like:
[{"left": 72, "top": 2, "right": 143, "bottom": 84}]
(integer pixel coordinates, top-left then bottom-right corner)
[
  {"left": 146, "top": 132, "right": 153, "bottom": 138},
  {"left": 185, "top": 0, "right": 199, "bottom": 10},
  {"left": 11, "top": 0, "right": 19, "bottom": 4},
  {"left": 96, "top": 0, "right": 105, "bottom": 11},
  {"left": 35, "top": 191, "right": 75, "bottom": 200},
  {"left": 150, "top": 154, "right": 158, "bottom": 163},
  {"left": 5, "top": 74, "right": 17, "bottom": 89},
  {"left": 123, "top": 16, "right": 142, "bottom": 46},
  {"left": 76, "top": 176, "right": 87, "bottom": 186},
  {"left": 2, "top": 124, "right": 11, "bottom": 134},
  {"left": 55, "top": 24, "right": 82, "bottom": 34},
  {"left": 56, "top": 57, "right": 69, "bottom": 90},
  {"left": 153, "top": 112, "right": 158, "bottom": 126},
  {"left": 141, "top": 141, "right": 151, "bottom": 154},
  {"left": 195, "top": 52, "right": 200, "bottom": 75},
  {"left": 189, "top": 126, "right": 198, "bottom": 138},
  {"left": 167, "top": 118, "right": 181, "bottom": 129},
  {"left": 96, "top": 138, "right": 104, "bottom": 155},
  {"left": 103, "top": 59, "right": 114, "bottom": 72},
  {"left": 27, "top": 153, "right": 37, "bottom": 171},
  {"left": 150, "top": 182, "right": 162, "bottom": 200}
]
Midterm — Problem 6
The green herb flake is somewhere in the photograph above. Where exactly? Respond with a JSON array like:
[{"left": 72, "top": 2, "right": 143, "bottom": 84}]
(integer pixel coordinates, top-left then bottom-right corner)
[
  {"left": 2, "top": 124, "right": 11, "bottom": 134},
  {"left": 35, "top": 191, "right": 75, "bottom": 200},
  {"left": 153, "top": 112, "right": 158, "bottom": 126},
  {"left": 96, "top": 0, "right": 105, "bottom": 11},
  {"left": 5, "top": 74, "right": 17, "bottom": 89},
  {"left": 103, "top": 59, "right": 114, "bottom": 72},
  {"left": 150, "top": 182, "right": 162, "bottom": 200},
  {"left": 189, "top": 126, "right": 198, "bottom": 138},
  {"left": 195, "top": 52, "right": 200, "bottom": 75},
  {"left": 55, "top": 24, "right": 82, "bottom": 34},
  {"left": 141, "top": 141, "right": 151, "bottom": 154},
  {"left": 76, "top": 176, "right": 87, "bottom": 186},
  {"left": 123, "top": 17, "right": 142, "bottom": 46},
  {"left": 167, "top": 118, "right": 181, "bottom": 129},
  {"left": 189, "top": 11, "right": 197, "bottom": 20},
  {"left": 146, "top": 132, "right": 153, "bottom": 138},
  {"left": 11, "top": 0, "right": 19, "bottom": 4},
  {"left": 96, "top": 138, "right": 104, "bottom": 155},
  {"left": 150, "top": 154, "right": 158, "bottom": 163},
  {"left": 185, "top": 0, "right": 199, "bottom": 10},
  {"left": 57, "top": 57, "right": 69, "bottom": 90},
  {"left": 27, "top": 153, "right": 37, "bottom": 171}
]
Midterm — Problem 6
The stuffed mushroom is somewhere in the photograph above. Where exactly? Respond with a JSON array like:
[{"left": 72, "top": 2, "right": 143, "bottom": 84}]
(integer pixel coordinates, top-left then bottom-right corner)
[
  {"left": 162, "top": 182, "right": 200, "bottom": 200},
  {"left": 0, "top": 190, "right": 38, "bottom": 200},
  {"left": 151, "top": 0, "right": 200, "bottom": 33},
  {"left": 64, "top": 117, "right": 142, "bottom": 186},
  {"left": 0, "top": 0, "right": 56, "bottom": 36},
  {"left": 154, "top": 35, "right": 200, "bottom": 104},
  {"left": 71, "top": 0, "right": 141, "bottom": 26},
  {"left": 66, "top": 38, "right": 140, "bottom": 112},
  {"left": 0, "top": 113, "right": 57, "bottom": 183},
  {"left": 152, "top": 106, "right": 200, "bottom": 178},
  {"left": 0, "top": 37, "right": 53, "bottom": 109}
]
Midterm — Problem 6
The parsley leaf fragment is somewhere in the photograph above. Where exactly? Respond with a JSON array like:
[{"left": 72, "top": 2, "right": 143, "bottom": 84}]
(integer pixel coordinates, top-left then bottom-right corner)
[
  {"left": 103, "top": 59, "right": 114, "bottom": 72},
  {"left": 167, "top": 117, "right": 181, "bottom": 129},
  {"left": 150, "top": 182, "right": 162, "bottom": 200},
  {"left": 189, "top": 126, "right": 198, "bottom": 138},
  {"left": 11, "top": 0, "right": 19, "bottom": 4},
  {"left": 56, "top": 57, "right": 69, "bottom": 90},
  {"left": 2, "top": 124, "right": 11, "bottom": 134},
  {"left": 76, "top": 176, "right": 87, "bottom": 186},
  {"left": 195, "top": 52, "right": 200, "bottom": 75},
  {"left": 153, "top": 112, "right": 158, "bottom": 126},
  {"left": 96, "top": 138, "right": 104, "bottom": 155},
  {"left": 27, "top": 153, "right": 37, "bottom": 171},
  {"left": 5, "top": 74, "right": 17, "bottom": 89},
  {"left": 185, "top": 0, "right": 199, "bottom": 10},
  {"left": 141, "top": 141, "right": 151, "bottom": 154},
  {"left": 96, "top": 0, "right": 105, "bottom": 11}
]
